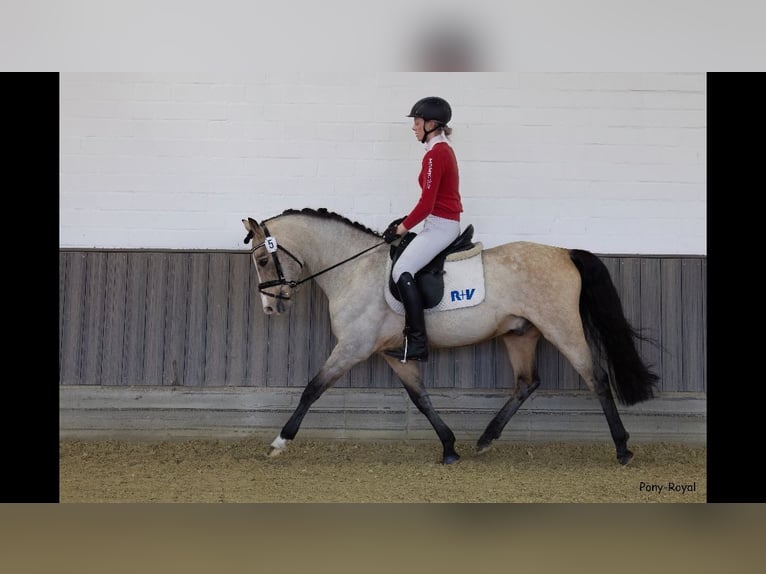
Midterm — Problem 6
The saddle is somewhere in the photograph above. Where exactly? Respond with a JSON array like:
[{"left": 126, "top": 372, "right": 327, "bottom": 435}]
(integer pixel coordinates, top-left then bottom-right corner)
[{"left": 388, "top": 224, "right": 477, "bottom": 309}]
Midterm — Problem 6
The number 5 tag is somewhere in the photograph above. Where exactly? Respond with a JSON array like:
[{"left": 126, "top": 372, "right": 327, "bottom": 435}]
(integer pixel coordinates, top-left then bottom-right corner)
[{"left": 265, "top": 237, "right": 278, "bottom": 253}]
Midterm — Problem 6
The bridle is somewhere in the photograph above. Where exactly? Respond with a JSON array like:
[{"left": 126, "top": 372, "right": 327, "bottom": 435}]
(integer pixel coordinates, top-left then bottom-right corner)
[
  {"left": 246, "top": 219, "right": 386, "bottom": 301},
  {"left": 248, "top": 221, "right": 305, "bottom": 301}
]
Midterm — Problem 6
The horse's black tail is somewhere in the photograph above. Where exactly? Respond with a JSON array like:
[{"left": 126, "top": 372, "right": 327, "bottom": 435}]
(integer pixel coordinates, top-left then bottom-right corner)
[{"left": 569, "top": 249, "right": 659, "bottom": 406}]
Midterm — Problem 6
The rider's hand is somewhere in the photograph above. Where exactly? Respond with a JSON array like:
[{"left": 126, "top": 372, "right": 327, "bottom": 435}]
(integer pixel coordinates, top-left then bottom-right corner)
[
  {"left": 383, "top": 223, "right": 401, "bottom": 244},
  {"left": 383, "top": 217, "right": 405, "bottom": 243}
]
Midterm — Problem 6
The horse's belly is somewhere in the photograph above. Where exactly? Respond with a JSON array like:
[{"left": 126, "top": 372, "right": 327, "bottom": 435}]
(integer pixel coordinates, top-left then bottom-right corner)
[{"left": 426, "top": 312, "right": 501, "bottom": 347}]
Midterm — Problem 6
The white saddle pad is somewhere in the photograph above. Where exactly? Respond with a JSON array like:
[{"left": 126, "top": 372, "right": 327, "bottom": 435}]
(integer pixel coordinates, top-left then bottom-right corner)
[{"left": 384, "top": 244, "right": 486, "bottom": 315}]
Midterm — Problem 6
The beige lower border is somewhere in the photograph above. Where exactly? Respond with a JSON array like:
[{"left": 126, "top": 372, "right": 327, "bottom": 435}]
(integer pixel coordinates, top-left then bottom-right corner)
[{"left": 59, "top": 386, "right": 706, "bottom": 444}]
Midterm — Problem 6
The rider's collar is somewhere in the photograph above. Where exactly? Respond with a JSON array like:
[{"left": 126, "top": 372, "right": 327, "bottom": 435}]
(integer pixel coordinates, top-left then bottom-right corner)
[{"left": 423, "top": 132, "right": 449, "bottom": 152}]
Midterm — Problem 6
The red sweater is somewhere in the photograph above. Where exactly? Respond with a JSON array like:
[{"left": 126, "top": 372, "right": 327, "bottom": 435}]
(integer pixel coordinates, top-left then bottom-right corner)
[{"left": 402, "top": 141, "right": 463, "bottom": 230}]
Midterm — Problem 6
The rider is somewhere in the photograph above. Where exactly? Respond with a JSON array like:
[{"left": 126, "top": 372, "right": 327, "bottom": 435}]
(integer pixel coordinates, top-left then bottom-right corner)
[{"left": 383, "top": 96, "right": 463, "bottom": 362}]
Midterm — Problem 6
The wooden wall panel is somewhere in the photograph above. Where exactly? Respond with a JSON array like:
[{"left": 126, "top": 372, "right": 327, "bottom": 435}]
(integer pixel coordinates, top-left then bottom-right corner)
[
  {"left": 701, "top": 258, "right": 707, "bottom": 393},
  {"left": 143, "top": 253, "right": 168, "bottom": 385},
  {"left": 59, "top": 251, "right": 707, "bottom": 396},
  {"left": 224, "top": 253, "right": 251, "bottom": 386},
  {"left": 204, "top": 253, "right": 230, "bottom": 385},
  {"left": 59, "top": 252, "right": 86, "bottom": 385},
  {"left": 80, "top": 252, "right": 107, "bottom": 385},
  {"left": 101, "top": 253, "right": 128, "bottom": 386},
  {"left": 122, "top": 253, "right": 148, "bottom": 385},
  {"left": 163, "top": 253, "right": 190, "bottom": 386},
  {"left": 473, "top": 341, "right": 495, "bottom": 391},
  {"left": 184, "top": 253, "right": 209, "bottom": 387},
  {"left": 660, "top": 259, "right": 684, "bottom": 392},
  {"left": 681, "top": 259, "right": 705, "bottom": 393}
]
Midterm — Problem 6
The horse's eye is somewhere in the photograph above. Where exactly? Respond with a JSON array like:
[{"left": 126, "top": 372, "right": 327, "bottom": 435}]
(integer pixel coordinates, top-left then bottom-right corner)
[{"left": 258, "top": 258, "right": 269, "bottom": 267}]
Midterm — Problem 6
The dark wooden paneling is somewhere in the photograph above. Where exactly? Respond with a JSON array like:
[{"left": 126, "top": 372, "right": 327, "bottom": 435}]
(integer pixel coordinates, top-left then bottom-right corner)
[
  {"left": 59, "top": 251, "right": 707, "bottom": 397},
  {"left": 464, "top": 341, "right": 488, "bottom": 389},
  {"left": 369, "top": 354, "right": 398, "bottom": 389},
  {"left": 701, "top": 258, "right": 707, "bottom": 393},
  {"left": 225, "top": 253, "right": 251, "bottom": 386},
  {"left": 185, "top": 253, "right": 209, "bottom": 387},
  {"left": 682, "top": 259, "right": 705, "bottom": 393},
  {"left": 143, "top": 253, "right": 168, "bottom": 384},
  {"left": 427, "top": 348, "right": 453, "bottom": 388},
  {"left": 80, "top": 252, "right": 107, "bottom": 385},
  {"left": 473, "top": 341, "right": 495, "bottom": 391},
  {"left": 59, "top": 252, "right": 67, "bottom": 372},
  {"left": 263, "top": 283, "right": 290, "bottom": 389},
  {"left": 122, "top": 253, "right": 148, "bottom": 385},
  {"left": 101, "top": 252, "right": 128, "bottom": 385},
  {"left": 60, "top": 252, "right": 86, "bottom": 385},
  {"left": 204, "top": 253, "right": 229, "bottom": 385},
  {"left": 163, "top": 253, "right": 190, "bottom": 386},
  {"left": 660, "top": 259, "right": 684, "bottom": 392},
  {"left": 347, "top": 360, "right": 371, "bottom": 389}
]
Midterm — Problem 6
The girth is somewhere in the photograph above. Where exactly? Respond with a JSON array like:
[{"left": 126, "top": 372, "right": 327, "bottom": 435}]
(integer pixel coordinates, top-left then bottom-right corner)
[{"left": 388, "top": 224, "right": 476, "bottom": 309}]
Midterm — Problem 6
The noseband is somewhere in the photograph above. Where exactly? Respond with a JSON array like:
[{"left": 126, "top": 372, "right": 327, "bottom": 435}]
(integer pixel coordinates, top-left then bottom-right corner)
[{"left": 249, "top": 221, "right": 304, "bottom": 301}]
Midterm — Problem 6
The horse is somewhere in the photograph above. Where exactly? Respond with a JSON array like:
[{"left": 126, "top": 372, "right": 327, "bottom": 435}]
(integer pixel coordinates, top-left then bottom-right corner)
[{"left": 242, "top": 207, "right": 659, "bottom": 465}]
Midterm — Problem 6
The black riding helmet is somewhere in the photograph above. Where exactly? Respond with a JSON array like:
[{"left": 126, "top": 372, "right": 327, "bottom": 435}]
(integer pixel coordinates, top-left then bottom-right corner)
[{"left": 407, "top": 96, "right": 451, "bottom": 143}]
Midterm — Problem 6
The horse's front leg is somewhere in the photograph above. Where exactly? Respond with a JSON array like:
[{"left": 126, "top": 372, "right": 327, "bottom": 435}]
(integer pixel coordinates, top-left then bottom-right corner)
[
  {"left": 268, "top": 342, "right": 364, "bottom": 457},
  {"left": 381, "top": 354, "right": 460, "bottom": 464}
]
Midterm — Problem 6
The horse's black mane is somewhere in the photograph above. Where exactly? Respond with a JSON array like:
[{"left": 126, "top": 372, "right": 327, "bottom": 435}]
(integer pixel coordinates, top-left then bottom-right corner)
[{"left": 265, "top": 207, "right": 383, "bottom": 238}]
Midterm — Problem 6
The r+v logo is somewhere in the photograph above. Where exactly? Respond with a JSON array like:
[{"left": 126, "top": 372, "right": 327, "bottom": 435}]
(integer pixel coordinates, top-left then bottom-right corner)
[{"left": 450, "top": 288, "right": 476, "bottom": 302}]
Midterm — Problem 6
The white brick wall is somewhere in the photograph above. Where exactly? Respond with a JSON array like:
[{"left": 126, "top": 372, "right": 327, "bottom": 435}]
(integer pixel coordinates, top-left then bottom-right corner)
[{"left": 60, "top": 73, "right": 705, "bottom": 254}]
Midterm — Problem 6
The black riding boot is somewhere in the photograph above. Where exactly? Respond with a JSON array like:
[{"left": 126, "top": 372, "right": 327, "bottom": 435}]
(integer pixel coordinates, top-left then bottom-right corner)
[{"left": 385, "top": 272, "right": 429, "bottom": 362}]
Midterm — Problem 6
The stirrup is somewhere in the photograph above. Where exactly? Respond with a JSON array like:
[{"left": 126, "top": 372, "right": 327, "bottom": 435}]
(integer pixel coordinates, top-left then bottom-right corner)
[{"left": 385, "top": 335, "right": 428, "bottom": 363}]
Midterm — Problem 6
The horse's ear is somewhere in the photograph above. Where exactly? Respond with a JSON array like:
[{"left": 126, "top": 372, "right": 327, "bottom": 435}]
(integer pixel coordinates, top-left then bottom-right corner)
[
  {"left": 242, "top": 218, "right": 260, "bottom": 232},
  {"left": 242, "top": 217, "right": 259, "bottom": 244}
]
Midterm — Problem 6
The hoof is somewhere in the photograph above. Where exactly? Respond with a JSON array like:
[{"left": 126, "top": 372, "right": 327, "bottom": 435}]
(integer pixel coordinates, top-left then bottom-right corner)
[
  {"left": 476, "top": 442, "right": 493, "bottom": 455},
  {"left": 442, "top": 453, "right": 461, "bottom": 465},
  {"left": 268, "top": 436, "right": 290, "bottom": 457},
  {"left": 618, "top": 450, "right": 634, "bottom": 465}
]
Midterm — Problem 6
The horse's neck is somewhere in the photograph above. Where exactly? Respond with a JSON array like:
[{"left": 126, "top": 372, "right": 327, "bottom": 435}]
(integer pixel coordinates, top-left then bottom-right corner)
[{"left": 275, "top": 216, "right": 383, "bottom": 296}]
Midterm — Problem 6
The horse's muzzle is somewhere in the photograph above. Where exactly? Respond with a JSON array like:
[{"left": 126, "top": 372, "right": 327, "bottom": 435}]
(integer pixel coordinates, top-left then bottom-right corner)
[{"left": 262, "top": 289, "right": 291, "bottom": 315}]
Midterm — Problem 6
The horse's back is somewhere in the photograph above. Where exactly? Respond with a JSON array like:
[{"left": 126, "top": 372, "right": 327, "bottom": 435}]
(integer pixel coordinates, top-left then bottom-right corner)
[
  {"left": 485, "top": 241, "right": 577, "bottom": 278},
  {"left": 482, "top": 240, "right": 582, "bottom": 310}
]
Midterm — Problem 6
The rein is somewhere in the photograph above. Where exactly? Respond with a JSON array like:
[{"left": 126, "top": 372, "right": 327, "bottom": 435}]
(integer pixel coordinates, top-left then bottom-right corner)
[
  {"left": 248, "top": 220, "right": 386, "bottom": 300},
  {"left": 293, "top": 240, "right": 387, "bottom": 287}
]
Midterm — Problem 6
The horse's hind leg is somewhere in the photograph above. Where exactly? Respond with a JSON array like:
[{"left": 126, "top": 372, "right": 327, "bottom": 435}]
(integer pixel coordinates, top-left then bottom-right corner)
[
  {"left": 550, "top": 328, "right": 633, "bottom": 465},
  {"left": 593, "top": 365, "right": 633, "bottom": 465},
  {"left": 382, "top": 354, "right": 460, "bottom": 464},
  {"left": 476, "top": 330, "right": 541, "bottom": 454}
]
